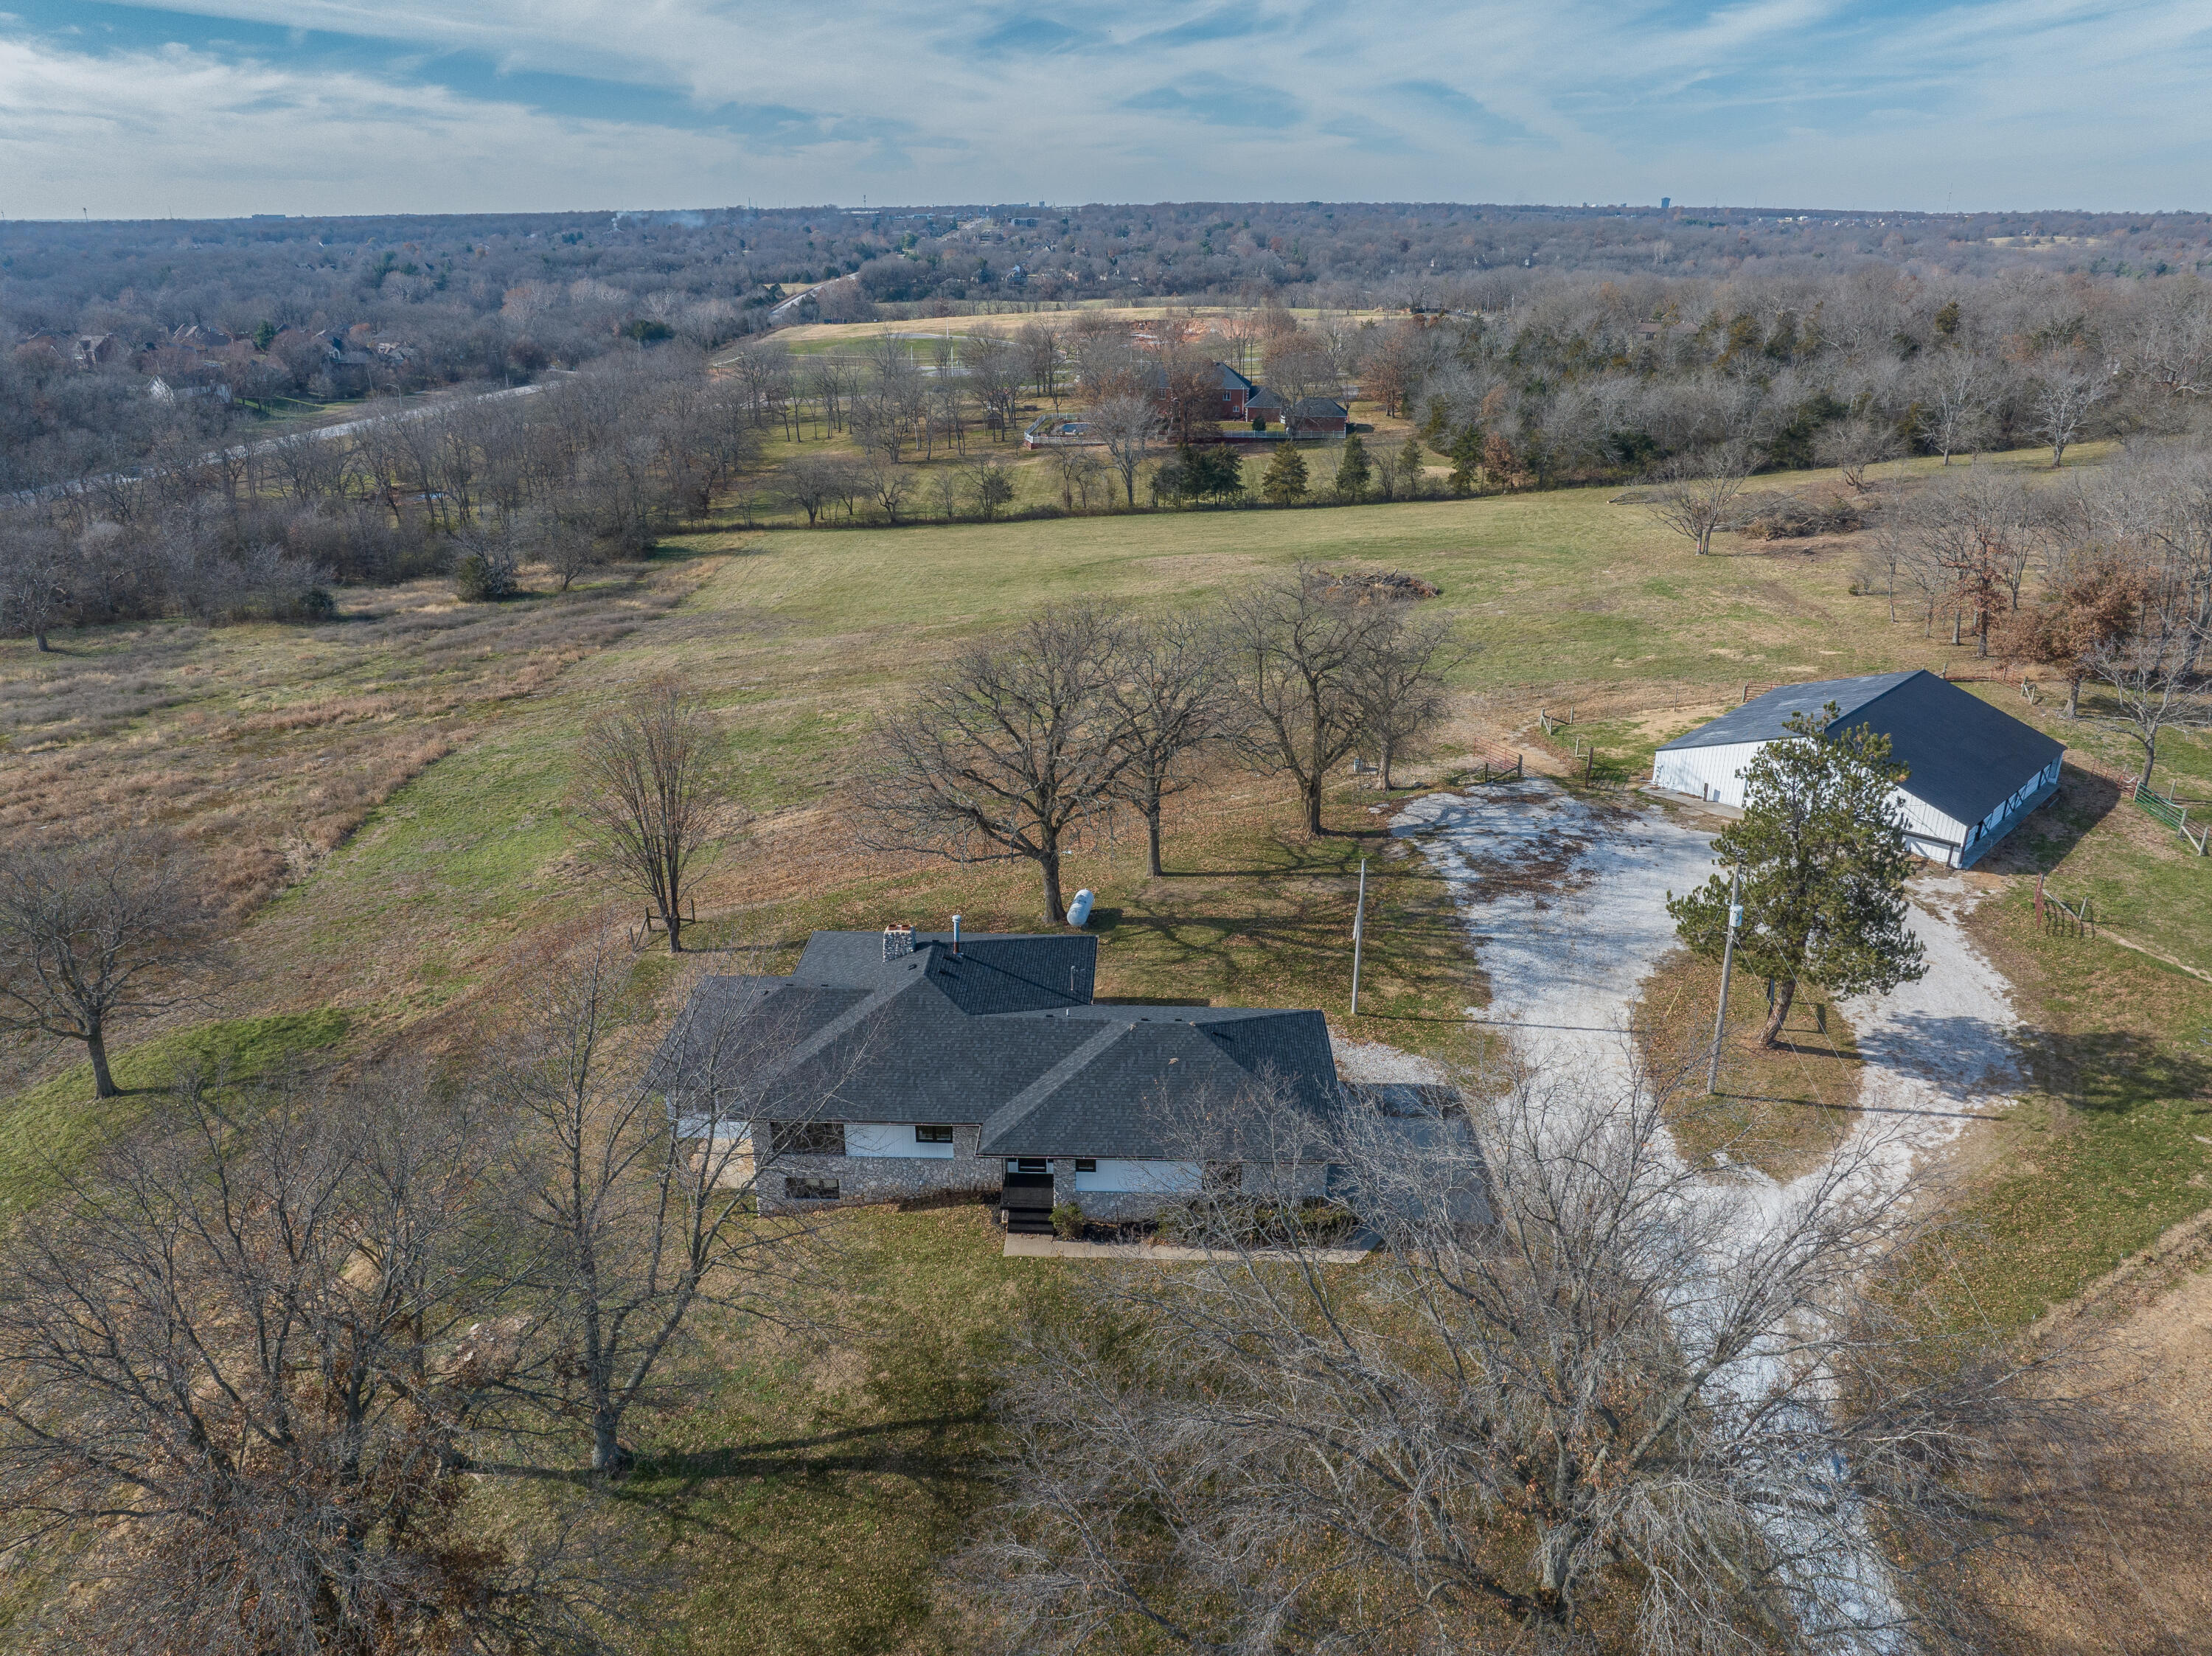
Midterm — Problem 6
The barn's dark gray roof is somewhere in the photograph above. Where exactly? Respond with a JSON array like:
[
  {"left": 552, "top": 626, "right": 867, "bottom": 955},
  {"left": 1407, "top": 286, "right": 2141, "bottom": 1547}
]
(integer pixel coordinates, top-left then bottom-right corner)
[
  {"left": 653, "top": 932, "right": 1338, "bottom": 1160},
  {"left": 1657, "top": 669, "right": 2063, "bottom": 829}
]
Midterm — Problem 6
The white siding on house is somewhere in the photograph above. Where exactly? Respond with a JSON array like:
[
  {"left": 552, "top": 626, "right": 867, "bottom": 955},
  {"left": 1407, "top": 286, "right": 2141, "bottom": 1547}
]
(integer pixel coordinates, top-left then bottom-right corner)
[
  {"left": 1075, "top": 1158, "right": 1203, "bottom": 1194},
  {"left": 846, "top": 1121, "right": 956, "bottom": 1159},
  {"left": 677, "top": 1114, "right": 749, "bottom": 1143}
]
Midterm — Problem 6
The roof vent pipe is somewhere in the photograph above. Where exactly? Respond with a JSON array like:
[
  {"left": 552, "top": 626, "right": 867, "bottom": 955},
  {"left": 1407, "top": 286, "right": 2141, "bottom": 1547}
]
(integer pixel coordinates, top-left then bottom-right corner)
[{"left": 951, "top": 914, "right": 962, "bottom": 954}]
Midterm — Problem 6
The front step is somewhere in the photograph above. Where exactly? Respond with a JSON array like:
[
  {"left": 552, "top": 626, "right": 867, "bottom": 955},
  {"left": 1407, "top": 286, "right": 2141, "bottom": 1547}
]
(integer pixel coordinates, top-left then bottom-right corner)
[{"left": 1002, "top": 1208, "right": 1056, "bottom": 1235}]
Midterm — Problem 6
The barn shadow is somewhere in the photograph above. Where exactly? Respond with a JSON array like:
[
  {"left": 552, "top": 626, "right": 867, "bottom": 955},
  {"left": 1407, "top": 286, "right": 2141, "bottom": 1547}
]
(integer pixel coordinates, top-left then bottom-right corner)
[{"left": 1980, "top": 765, "right": 2123, "bottom": 876}]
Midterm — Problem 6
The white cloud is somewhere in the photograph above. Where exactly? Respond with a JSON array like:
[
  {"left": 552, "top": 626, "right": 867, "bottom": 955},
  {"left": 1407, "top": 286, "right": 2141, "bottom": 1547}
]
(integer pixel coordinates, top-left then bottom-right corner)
[{"left": 1, "top": 0, "right": 2210, "bottom": 215}]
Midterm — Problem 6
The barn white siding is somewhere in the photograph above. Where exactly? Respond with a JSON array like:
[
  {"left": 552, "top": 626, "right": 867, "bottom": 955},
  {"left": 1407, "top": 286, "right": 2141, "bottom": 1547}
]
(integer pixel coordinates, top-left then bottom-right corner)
[
  {"left": 1654, "top": 737, "right": 1973, "bottom": 864},
  {"left": 1651, "top": 741, "right": 1765, "bottom": 806},
  {"left": 846, "top": 1121, "right": 956, "bottom": 1159},
  {"left": 1075, "top": 1158, "right": 1203, "bottom": 1194}
]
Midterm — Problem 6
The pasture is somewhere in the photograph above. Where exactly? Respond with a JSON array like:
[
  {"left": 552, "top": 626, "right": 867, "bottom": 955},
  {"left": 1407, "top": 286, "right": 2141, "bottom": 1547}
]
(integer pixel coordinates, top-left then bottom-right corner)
[{"left": 4, "top": 446, "right": 2210, "bottom": 1650}]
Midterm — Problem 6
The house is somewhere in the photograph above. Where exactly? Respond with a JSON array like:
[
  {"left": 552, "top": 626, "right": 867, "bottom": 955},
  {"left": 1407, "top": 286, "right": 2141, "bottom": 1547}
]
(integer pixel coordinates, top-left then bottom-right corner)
[
  {"left": 147, "top": 377, "right": 233, "bottom": 404},
  {"left": 1650, "top": 670, "right": 2064, "bottom": 868},
  {"left": 311, "top": 330, "right": 379, "bottom": 394},
  {"left": 1245, "top": 387, "right": 1289, "bottom": 426},
  {"left": 71, "top": 333, "right": 124, "bottom": 369},
  {"left": 1287, "top": 396, "right": 1350, "bottom": 436},
  {"left": 1206, "top": 360, "right": 1259, "bottom": 420},
  {"left": 653, "top": 928, "right": 1346, "bottom": 1231}
]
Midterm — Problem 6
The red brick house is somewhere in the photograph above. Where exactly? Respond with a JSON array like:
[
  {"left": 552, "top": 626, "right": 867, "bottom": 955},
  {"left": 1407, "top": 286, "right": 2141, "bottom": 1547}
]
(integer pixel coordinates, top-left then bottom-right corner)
[{"left": 1287, "top": 396, "right": 1349, "bottom": 436}]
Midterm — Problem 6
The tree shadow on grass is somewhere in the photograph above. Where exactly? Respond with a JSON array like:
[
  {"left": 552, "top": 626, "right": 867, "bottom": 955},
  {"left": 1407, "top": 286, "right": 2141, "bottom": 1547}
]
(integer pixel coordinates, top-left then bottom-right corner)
[{"left": 2043, "top": 1028, "right": 2212, "bottom": 1118}]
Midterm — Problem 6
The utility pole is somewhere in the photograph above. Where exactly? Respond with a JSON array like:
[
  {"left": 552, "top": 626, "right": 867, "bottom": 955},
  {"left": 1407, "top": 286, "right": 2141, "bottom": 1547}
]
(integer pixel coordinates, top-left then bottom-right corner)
[
  {"left": 1350, "top": 858, "right": 1368, "bottom": 1016},
  {"left": 1707, "top": 860, "right": 1742, "bottom": 1095}
]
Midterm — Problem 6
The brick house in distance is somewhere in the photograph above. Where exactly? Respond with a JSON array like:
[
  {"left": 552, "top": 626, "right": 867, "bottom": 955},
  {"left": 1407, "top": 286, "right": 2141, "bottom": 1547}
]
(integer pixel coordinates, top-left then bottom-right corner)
[
  {"left": 1287, "top": 396, "right": 1350, "bottom": 436},
  {"left": 1206, "top": 361, "right": 1259, "bottom": 420},
  {"left": 653, "top": 928, "right": 1343, "bottom": 1233}
]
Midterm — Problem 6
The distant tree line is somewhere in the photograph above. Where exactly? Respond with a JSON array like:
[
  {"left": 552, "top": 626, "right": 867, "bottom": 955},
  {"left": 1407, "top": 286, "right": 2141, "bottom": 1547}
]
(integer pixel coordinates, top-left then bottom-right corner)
[
  {"left": 0, "top": 347, "right": 749, "bottom": 643},
  {"left": 11, "top": 201, "right": 2212, "bottom": 491}
]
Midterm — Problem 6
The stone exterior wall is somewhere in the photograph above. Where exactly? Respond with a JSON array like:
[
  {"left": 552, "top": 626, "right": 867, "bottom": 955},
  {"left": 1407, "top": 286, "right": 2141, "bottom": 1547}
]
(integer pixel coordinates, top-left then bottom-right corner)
[
  {"left": 758, "top": 1121, "right": 1001, "bottom": 1214},
  {"left": 756, "top": 1133, "right": 1335, "bottom": 1222}
]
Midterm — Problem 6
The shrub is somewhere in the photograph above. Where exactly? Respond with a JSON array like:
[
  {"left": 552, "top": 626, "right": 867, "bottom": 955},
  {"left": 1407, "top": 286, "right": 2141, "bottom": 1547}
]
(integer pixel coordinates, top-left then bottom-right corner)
[
  {"left": 1050, "top": 1202, "right": 1085, "bottom": 1241},
  {"left": 451, "top": 549, "right": 518, "bottom": 602}
]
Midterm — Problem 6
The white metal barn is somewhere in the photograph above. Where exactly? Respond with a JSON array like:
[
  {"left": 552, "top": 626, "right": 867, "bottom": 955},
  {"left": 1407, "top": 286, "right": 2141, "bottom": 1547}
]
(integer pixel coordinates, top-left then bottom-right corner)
[{"left": 1651, "top": 670, "right": 2065, "bottom": 868}]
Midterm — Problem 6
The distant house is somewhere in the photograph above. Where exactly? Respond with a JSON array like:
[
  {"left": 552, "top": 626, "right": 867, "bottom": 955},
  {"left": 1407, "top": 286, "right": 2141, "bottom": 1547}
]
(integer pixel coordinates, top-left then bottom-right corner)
[
  {"left": 312, "top": 330, "right": 379, "bottom": 394},
  {"left": 1207, "top": 360, "right": 1259, "bottom": 420},
  {"left": 1245, "top": 386, "right": 1289, "bottom": 426},
  {"left": 1650, "top": 670, "right": 2063, "bottom": 868},
  {"left": 1287, "top": 396, "right": 1350, "bottom": 436},
  {"left": 71, "top": 333, "right": 123, "bottom": 369},
  {"left": 148, "top": 377, "right": 232, "bottom": 404},
  {"left": 13, "top": 333, "right": 69, "bottom": 368},
  {"left": 653, "top": 928, "right": 1352, "bottom": 1233},
  {"left": 170, "top": 323, "right": 236, "bottom": 350}
]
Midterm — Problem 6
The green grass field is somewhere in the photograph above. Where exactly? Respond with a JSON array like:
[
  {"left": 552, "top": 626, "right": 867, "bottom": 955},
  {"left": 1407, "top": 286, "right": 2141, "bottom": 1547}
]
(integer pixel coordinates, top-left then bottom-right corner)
[{"left": 0, "top": 1011, "right": 349, "bottom": 1214}]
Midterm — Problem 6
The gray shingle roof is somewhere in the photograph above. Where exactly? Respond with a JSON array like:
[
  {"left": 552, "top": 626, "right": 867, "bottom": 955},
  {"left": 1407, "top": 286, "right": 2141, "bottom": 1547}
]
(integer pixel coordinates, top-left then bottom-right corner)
[
  {"left": 654, "top": 933, "right": 1340, "bottom": 1161},
  {"left": 1656, "top": 669, "right": 2063, "bottom": 829}
]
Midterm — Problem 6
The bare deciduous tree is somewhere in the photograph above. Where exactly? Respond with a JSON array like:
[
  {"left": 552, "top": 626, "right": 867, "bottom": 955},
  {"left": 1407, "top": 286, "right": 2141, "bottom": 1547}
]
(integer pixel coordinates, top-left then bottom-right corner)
[
  {"left": 965, "top": 452, "right": 1018, "bottom": 520},
  {"left": 1222, "top": 568, "right": 1399, "bottom": 835},
  {"left": 0, "top": 832, "right": 222, "bottom": 1099},
  {"left": 1108, "top": 614, "right": 1231, "bottom": 877},
  {"left": 1913, "top": 351, "right": 1993, "bottom": 465},
  {"left": 2084, "top": 573, "right": 2206, "bottom": 790},
  {"left": 571, "top": 676, "right": 737, "bottom": 953},
  {"left": 0, "top": 1069, "right": 620, "bottom": 1655},
  {"left": 863, "top": 603, "right": 1133, "bottom": 924},
  {"left": 1813, "top": 414, "right": 1902, "bottom": 492},
  {"left": 784, "top": 451, "right": 858, "bottom": 526},
  {"left": 1644, "top": 442, "right": 1759, "bottom": 556},
  {"left": 959, "top": 1065, "right": 2098, "bottom": 1655},
  {"left": 1051, "top": 446, "right": 1110, "bottom": 514},
  {"left": 1348, "top": 608, "right": 1462, "bottom": 788},
  {"left": 1015, "top": 320, "right": 1063, "bottom": 406},
  {"left": 861, "top": 455, "right": 916, "bottom": 525},
  {"left": 0, "top": 521, "right": 72, "bottom": 651},
  {"left": 1087, "top": 394, "right": 1161, "bottom": 508},
  {"left": 2028, "top": 354, "right": 2113, "bottom": 468},
  {"left": 494, "top": 938, "right": 836, "bottom": 1475}
]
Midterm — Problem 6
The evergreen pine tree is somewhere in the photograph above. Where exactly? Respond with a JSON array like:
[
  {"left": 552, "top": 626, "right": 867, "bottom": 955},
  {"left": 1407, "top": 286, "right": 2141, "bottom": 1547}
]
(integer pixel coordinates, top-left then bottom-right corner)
[
  {"left": 1666, "top": 709, "right": 1927, "bottom": 1048},
  {"left": 1260, "top": 443, "right": 1310, "bottom": 504},
  {"left": 1334, "top": 432, "right": 1371, "bottom": 501},
  {"left": 1398, "top": 436, "right": 1426, "bottom": 499},
  {"left": 1447, "top": 425, "right": 1484, "bottom": 497}
]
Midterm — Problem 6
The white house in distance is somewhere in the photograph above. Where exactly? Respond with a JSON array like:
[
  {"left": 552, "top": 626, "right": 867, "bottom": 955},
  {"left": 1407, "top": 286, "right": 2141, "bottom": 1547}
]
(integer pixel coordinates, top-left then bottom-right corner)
[{"left": 1651, "top": 670, "right": 2065, "bottom": 869}]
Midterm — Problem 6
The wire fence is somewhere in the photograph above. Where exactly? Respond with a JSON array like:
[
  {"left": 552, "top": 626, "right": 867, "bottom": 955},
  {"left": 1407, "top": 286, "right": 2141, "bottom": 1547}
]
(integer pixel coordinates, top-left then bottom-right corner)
[{"left": 2034, "top": 875, "right": 2097, "bottom": 936}]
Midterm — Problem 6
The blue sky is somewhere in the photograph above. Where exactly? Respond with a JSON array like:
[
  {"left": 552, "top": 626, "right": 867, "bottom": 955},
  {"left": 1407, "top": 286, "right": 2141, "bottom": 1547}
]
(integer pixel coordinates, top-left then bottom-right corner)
[{"left": 3, "top": 0, "right": 2209, "bottom": 218}]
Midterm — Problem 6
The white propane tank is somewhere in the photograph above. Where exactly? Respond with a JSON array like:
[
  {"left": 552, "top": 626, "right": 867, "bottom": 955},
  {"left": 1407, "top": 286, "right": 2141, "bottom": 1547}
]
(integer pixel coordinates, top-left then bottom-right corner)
[{"left": 1065, "top": 888, "right": 1096, "bottom": 928}]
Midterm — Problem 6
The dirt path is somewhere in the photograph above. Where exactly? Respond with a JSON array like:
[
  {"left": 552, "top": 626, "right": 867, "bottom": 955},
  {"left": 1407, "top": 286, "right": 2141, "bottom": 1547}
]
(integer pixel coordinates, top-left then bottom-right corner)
[
  {"left": 1391, "top": 779, "right": 2037, "bottom": 1650},
  {"left": 1391, "top": 782, "right": 2028, "bottom": 1175}
]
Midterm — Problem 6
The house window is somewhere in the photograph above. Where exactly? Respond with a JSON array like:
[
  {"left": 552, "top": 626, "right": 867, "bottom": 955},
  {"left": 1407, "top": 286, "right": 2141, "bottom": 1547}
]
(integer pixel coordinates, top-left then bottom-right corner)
[
  {"left": 770, "top": 1121, "right": 846, "bottom": 1157},
  {"left": 1008, "top": 1158, "right": 1049, "bottom": 1174},
  {"left": 785, "top": 1176, "right": 840, "bottom": 1201},
  {"left": 915, "top": 1124, "right": 954, "bottom": 1144},
  {"left": 1074, "top": 1159, "right": 1096, "bottom": 1173}
]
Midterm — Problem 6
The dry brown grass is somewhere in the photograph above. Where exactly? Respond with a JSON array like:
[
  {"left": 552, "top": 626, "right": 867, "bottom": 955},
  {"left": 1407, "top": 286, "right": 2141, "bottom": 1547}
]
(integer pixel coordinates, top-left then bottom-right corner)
[
  {"left": 0, "top": 565, "right": 695, "bottom": 917},
  {"left": 1634, "top": 945, "right": 1864, "bottom": 1181},
  {"left": 1936, "top": 1225, "right": 2212, "bottom": 1656}
]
